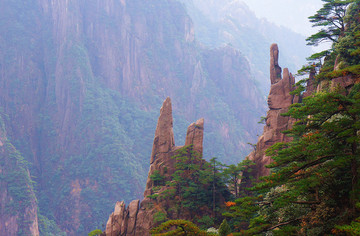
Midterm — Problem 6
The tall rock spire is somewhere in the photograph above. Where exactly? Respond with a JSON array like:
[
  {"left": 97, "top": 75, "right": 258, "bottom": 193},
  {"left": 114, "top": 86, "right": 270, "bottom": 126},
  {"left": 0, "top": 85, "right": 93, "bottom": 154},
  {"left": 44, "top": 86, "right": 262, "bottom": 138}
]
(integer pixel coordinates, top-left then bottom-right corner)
[
  {"left": 246, "top": 44, "right": 296, "bottom": 179},
  {"left": 145, "top": 97, "right": 176, "bottom": 197},
  {"left": 270, "top": 43, "right": 282, "bottom": 84},
  {"left": 150, "top": 97, "right": 175, "bottom": 164},
  {"left": 104, "top": 97, "right": 205, "bottom": 236}
]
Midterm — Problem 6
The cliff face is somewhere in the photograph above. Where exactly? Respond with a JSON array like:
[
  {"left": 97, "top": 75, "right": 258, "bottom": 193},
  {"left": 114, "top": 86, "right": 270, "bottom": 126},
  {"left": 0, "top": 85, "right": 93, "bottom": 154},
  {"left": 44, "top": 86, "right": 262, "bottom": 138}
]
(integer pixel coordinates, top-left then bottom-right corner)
[
  {"left": 247, "top": 44, "right": 297, "bottom": 179},
  {"left": 104, "top": 98, "right": 205, "bottom": 236},
  {"left": 0, "top": 0, "right": 265, "bottom": 234},
  {"left": 0, "top": 116, "right": 39, "bottom": 236},
  {"left": 179, "top": 0, "right": 311, "bottom": 96}
]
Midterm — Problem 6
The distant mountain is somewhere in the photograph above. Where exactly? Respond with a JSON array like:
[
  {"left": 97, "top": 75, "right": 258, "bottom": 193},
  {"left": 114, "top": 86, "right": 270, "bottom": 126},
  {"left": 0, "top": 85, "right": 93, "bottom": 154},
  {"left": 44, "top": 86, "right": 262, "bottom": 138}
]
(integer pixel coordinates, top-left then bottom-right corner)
[
  {"left": 0, "top": 0, "right": 265, "bottom": 234},
  {"left": 178, "top": 0, "right": 311, "bottom": 95}
]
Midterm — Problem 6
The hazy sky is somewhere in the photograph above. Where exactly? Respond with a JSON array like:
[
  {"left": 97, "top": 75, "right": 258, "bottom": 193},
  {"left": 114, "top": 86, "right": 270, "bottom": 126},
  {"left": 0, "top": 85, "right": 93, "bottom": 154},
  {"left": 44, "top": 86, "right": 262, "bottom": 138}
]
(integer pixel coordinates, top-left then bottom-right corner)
[{"left": 241, "top": 0, "right": 324, "bottom": 37}]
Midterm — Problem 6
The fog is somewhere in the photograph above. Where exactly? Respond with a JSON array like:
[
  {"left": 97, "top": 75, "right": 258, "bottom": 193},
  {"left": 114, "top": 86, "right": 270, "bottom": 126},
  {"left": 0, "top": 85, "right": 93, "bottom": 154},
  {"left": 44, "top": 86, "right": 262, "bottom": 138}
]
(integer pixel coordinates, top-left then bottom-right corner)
[{"left": 241, "top": 0, "right": 324, "bottom": 37}]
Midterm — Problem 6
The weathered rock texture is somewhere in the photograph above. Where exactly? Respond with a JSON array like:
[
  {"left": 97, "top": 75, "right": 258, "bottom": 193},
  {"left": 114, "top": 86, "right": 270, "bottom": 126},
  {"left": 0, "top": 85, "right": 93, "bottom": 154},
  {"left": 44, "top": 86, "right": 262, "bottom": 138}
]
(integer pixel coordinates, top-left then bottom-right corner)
[
  {"left": 244, "top": 44, "right": 359, "bottom": 185},
  {"left": 246, "top": 44, "right": 297, "bottom": 179},
  {"left": 303, "top": 67, "right": 317, "bottom": 97},
  {"left": 0, "top": 0, "right": 265, "bottom": 234},
  {"left": 270, "top": 44, "right": 282, "bottom": 85},
  {"left": 0, "top": 117, "right": 39, "bottom": 236},
  {"left": 104, "top": 98, "right": 204, "bottom": 236}
]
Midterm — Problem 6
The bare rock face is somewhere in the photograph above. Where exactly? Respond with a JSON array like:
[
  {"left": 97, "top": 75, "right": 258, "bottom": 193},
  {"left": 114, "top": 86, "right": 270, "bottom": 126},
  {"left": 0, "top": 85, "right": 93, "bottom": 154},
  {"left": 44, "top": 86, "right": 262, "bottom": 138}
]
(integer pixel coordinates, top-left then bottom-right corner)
[
  {"left": 246, "top": 44, "right": 296, "bottom": 179},
  {"left": 104, "top": 201, "right": 126, "bottom": 236},
  {"left": 150, "top": 97, "right": 175, "bottom": 164},
  {"left": 104, "top": 200, "right": 140, "bottom": 236},
  {"left": 144, "top": 97, "right": 176, "bottom": 197},
  {"left": 268, "top": 68, "right": 296, "bottom": 109},
  {"left": 303, "top": 67, "right": 317, "bottom": 97},
  {"left": 185, "top": 118, "right": 204, "bottom": 155},
  {"left": 330, "top": 75, "right": 356, "bottom": 94},
  {"left": 104, "top": 97, "right": 204, "bottom": 236},
  {"left": 270, "top": 44, "right": 282, "bottom": 84}
]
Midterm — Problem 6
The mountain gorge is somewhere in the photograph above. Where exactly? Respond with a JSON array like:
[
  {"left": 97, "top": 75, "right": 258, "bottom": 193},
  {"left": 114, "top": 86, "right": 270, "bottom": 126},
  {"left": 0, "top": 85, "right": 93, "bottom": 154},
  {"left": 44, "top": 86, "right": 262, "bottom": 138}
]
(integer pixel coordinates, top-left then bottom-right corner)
[
  {"left": 100, "top": 1, "right": 360, "bottom": 235},
  {"left": 178, "top": 0, "right": 311, "bottom": 95},
  {"left": 0, "top": 0, "right": 289, "bottom": 234}
]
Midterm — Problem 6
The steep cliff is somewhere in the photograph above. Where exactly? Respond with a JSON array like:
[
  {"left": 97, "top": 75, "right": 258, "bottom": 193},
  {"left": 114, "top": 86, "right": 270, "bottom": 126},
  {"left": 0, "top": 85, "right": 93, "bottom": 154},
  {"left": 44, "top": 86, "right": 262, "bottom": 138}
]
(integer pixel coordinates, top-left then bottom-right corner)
[
  {"left": 104, "top": 98, "right": 206, "bottom": 236},
  {"left": 179, "top": 0, "right": 311, "bottom": 95},
  {"left": 0, "top": 115, "right": 39, "bottom": 236},
  {"left": 0, "top": 0, "right": 265, "bottom": 234},
  {"left": 246, "top": 44, "right": 297, "bottom": 179}
]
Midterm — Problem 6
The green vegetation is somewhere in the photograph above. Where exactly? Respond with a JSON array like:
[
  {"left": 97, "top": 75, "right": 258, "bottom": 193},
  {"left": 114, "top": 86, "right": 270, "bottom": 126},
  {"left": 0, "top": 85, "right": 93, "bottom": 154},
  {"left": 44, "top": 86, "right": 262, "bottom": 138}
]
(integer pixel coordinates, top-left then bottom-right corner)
[
  {"left": 1, "top": 0, "right": 262, "bottom": 232},
  {"left": 5, "top": 0, "right": 360, "bottom": 235},
  {"left": 218, "top": 1, "right": 360, "bottom": 235},
  {"left": 245, "top": 87, "right": 360, "bottom": 234},
  {"left": 223, "top": 160, "right": 254, "bottom": 199},
  {"left": 307, "top": 0, "right": 351, "bottom": 46},
  {"left": 153, "top": 211, "right": 168, "bottom": 224},
  {"left": 218, "top": 219, "right": 231, "bottom": 236},
  {"left": 149, "top": 1, "right": 360, "bottom": 235},
  {"left": 147, "top": 146, "right": 258, "bottom": 231},
  {"left": 150, "top": 170, "right": 166, "bottom": 187},
  {"left": 88, "top": 229, "right": 103, "bottom": 236},
  {"left": 0, "top": 114, "right": 37, "bottom": 236},
  {"left": 151, "top": 145, "right": 230, "bottom": 223},
  {"left": 150, "top": 220, "right": 214, "bottom": 236},
  {"left": 38, "top": 214, "right": 66, "bottom": 236},
  {"left": 299, "top": 0, "right": 354, "bottom": 76}
]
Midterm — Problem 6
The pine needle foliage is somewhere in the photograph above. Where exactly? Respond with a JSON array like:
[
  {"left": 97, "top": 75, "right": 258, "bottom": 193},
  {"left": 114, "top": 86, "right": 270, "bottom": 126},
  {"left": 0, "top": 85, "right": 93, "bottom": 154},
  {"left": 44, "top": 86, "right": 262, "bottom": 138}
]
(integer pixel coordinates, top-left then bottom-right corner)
[{"left": 150, "top": 220, "right": 215, "bottom": 236}]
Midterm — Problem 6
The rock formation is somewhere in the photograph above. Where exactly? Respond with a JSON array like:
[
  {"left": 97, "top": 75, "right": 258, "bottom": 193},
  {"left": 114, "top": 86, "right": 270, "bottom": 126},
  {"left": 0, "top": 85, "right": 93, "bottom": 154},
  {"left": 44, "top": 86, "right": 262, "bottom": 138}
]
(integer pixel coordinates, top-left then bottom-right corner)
[
  {"left": 246, "top": 44, "right": 297, "bottom": 179},
  {"left": 303, "top": 67, "right": 317, "bottom": 97},
  {"left": 0, "top": 1, "right": 265, "bottom": 233},
  {"left": 103, "top": 97, "right": 205, "bottom": 236},
  {"left": 244, "top": 43, "right": 359, "bottom": 186},
  {"left": 270, "top": 44, "right": 283, "bottom": 84}
]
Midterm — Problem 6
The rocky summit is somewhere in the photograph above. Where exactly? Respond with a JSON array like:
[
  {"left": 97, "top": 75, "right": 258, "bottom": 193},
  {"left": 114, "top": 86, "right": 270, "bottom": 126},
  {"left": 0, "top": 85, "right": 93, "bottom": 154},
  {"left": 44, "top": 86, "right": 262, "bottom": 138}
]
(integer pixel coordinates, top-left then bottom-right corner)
[{"left": 104, "top": 97, "right": 205, "bottom": 236}]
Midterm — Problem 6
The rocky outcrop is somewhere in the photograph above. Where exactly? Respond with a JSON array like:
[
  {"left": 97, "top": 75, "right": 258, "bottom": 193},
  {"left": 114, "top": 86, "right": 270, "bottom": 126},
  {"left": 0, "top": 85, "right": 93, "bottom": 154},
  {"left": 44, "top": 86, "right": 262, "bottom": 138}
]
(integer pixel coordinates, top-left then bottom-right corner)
[
  {"left": 246, "top": 44, "right": 297, "bottom": 179},
  {"left": 104, "top": 200, "right": 140, "bottom": 236},
  {"left": 301, "top": 66, "right": 316, "bottom": 98},
  {"left": 245, "top": 44, "right": 360, "bottom": 185},
  {"left": 330, "top": 75, "right": 356, "bottom": 94},
  {"left": 185, "top": 118, "right": 204, "bottom": 155},
  {"left": 104, "top": 98, "right": 204, "bottom": 236}
]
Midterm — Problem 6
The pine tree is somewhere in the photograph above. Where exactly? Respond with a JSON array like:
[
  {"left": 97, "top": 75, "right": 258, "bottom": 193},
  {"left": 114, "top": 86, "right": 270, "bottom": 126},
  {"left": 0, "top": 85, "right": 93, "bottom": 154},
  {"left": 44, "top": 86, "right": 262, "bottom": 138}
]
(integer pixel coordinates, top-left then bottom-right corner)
[
  {"left": 248, "top": 84, "right": 360, "bottom": 234},
  {"left": 307, "top": 0, "right": 353, "bottom": 46},
  {"left": 223, "top": 160, "right": 253, "bottom": 199},
  {"left": 218, "top": 219, "right": 231, "bottom": 236}
]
